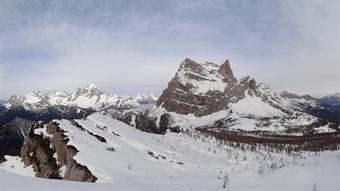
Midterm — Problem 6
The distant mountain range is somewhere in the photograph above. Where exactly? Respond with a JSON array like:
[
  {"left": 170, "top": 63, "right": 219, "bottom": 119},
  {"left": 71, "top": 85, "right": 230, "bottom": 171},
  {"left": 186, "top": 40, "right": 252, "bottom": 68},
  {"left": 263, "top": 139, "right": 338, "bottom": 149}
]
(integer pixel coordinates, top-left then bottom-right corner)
[
  {"left": 0, "top": 58, "right": 339, "bottom": 157},
  {"left": 1, "top": 58, "right": 340, "bottom": 187},
  {"left": 0, "top": 86, "right": 157, "bottom": 155},
  {"left": 1, "top": 58, "right": 339, "bottom": 129},
  {"left": 0, "top": 85, "right": 157, "bottom": 123}
]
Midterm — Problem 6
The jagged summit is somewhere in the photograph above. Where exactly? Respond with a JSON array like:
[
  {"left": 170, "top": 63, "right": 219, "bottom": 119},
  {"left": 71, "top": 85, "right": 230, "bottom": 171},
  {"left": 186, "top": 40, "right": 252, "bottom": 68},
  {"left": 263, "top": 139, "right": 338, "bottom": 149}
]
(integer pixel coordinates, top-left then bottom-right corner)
[
  {"left": 2, "top": 85, "right": 158, "bottom": 112},
  {"left": 218, "top": 59, "right": 235, "bottom": 80},
  {"left": 157, "top": 58, "right": 256, "bottom": 116}
]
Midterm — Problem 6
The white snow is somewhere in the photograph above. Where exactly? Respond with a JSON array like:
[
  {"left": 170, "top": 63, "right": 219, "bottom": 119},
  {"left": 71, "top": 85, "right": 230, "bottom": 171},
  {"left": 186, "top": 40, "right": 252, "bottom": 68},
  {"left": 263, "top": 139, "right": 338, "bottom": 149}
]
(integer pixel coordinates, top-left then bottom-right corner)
[
  {"left": 23, "top": 92, "right": 42, "bottom": 104},
  {"left": 315, "top": 125, "right": 336, "bottom": 133},
  {"left": 176, "top": 61, "right": 228, "bottom": 95},
  {"left": 0, "top": 156, "right": 35, "bottom": 177},
  {"left": 4, "top": 85, "right": 158, "bottom": 111},
  {"left": 1, "top": 112, "right": 340, "bottom": 190},
  {"left": 7, "top": 112, "right": 337, "bottom": 191},
  {"left": 231, "top": 95, "right": 285, "bottom": 118}
]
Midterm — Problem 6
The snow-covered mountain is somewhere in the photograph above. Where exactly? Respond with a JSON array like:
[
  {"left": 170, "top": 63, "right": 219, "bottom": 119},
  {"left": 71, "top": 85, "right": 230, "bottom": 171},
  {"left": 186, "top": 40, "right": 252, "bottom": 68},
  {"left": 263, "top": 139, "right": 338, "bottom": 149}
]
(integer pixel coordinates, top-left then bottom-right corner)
[
  {"left": 0, "top": 85, "right": 157, "bottom": 123},
  {"left": 157, "top": 58, "right": 245, "bottom": 116},
  {"left": 156, "top": 58, "right": 318, "bottom": 117},
  {"left": 117, "top": 58, "right": 338, "bottom": 134},
  {"left": 4, "top": 84, "right": 157, "bottom": 111},
  {"left": 1, "top": 58, "right": 338, "bottom": 132},
  {"left": 1, "top": 58, "right": 338, "bottom": 140},
  {"left": 2, "top": 112, "right": 339, "bottom": 190},
  {"left": 1, "top": 58, "right": 339, "bottom": 190}
]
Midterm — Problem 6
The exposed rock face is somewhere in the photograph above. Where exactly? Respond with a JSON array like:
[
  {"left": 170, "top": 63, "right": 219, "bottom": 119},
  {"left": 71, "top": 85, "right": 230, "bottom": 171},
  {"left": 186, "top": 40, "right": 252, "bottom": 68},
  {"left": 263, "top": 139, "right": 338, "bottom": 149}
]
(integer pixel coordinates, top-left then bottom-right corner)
[
  {"left": 157, "top": 58, "right": 257, "bottom": 116},
  {"left": 218, "top": 60, "right": 236, "bottom": 80},
  {"left": 21, "top": 122, "right": 97, "bottom": 182},
  {"left": 239, "top": 76, "right": 258, "bottom": 96}
]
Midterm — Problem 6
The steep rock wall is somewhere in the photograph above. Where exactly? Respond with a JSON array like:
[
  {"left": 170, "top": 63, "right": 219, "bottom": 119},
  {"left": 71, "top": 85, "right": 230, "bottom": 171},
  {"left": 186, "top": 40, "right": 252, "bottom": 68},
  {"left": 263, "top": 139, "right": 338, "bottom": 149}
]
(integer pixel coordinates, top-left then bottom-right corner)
[{"left": 21, "top": 122, "right": 97, "bottom": 182}]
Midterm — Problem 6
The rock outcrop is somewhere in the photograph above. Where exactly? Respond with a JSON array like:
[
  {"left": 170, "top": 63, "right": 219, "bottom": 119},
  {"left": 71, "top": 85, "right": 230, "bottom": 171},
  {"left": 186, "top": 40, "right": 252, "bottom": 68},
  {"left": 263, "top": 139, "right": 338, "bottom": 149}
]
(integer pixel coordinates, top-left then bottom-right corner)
[
  {"left": 218, "top": 60, "right": 236, "bottom": 81},
  {"left": 21, "top": 122, "right": 97, "bottom": 182}
]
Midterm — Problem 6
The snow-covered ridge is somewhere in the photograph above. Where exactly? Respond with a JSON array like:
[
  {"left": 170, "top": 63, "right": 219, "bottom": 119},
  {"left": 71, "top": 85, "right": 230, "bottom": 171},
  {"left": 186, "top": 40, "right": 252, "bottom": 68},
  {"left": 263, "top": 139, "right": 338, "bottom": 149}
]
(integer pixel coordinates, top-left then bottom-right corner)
[
  {"left": 12, "top": 112, "right": 340, "bottom": 190},
  {"left": 3, "top": 84, "right": 158, "bottom": 111}
]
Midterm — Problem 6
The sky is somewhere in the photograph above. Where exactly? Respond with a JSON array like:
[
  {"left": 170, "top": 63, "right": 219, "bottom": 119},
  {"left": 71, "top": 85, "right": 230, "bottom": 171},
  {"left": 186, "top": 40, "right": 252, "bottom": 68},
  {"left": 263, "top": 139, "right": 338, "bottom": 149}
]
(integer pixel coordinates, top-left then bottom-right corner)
[{"left": 0, "top": 0, "right": 339, "bottom": 99}]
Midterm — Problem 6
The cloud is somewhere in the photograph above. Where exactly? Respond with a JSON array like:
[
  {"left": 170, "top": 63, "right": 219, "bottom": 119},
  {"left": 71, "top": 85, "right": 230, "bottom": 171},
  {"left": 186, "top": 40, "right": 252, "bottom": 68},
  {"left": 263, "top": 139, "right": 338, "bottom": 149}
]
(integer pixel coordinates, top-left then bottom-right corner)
[{"left": 0, "top": 0, "right": 338, "bottom": 98}]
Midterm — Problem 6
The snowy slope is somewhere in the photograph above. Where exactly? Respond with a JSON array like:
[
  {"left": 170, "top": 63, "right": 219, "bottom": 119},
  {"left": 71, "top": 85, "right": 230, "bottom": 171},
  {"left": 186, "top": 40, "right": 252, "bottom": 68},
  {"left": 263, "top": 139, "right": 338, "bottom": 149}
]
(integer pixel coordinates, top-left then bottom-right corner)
[
  {"left": 231, "top": 95, "right": 285, "bottom": 118},
  {"left": 2, "top": 112, "right": 340, "bottom": 190},
  {"left": 137, "top": 96, "right": 320, "bottom": 133},
  {"left": 1, "top": 151, "right": 339, "bottom": 191},
  {"left": 0, "top": 156, "right": 35, "bottom": 177},
  {"left": 30, "top": 113, "right": 304, "bottom": 182}
]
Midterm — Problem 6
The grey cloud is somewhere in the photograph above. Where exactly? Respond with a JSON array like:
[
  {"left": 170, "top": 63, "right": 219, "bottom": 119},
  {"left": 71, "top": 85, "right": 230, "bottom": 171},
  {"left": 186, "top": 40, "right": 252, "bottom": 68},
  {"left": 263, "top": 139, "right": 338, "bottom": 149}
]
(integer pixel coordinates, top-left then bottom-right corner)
[{"left": 0, "top": 0, "right": 338, "bottom": 98}]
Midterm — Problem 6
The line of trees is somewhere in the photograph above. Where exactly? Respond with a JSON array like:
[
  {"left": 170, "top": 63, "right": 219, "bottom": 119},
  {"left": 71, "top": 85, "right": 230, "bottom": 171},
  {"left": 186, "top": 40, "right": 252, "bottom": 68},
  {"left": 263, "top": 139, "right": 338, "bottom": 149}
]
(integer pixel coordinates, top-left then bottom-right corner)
[{"left": 193, "top": 128, "right": 340, "bottom": 152}]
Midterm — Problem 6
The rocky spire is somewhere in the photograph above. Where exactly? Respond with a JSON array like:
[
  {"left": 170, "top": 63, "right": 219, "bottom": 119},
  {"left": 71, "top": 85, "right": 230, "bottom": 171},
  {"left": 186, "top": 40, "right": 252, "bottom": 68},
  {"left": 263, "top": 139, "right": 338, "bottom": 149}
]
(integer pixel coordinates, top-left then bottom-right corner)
[{"left": 218, "top": 59, "right": 235, "bottom": 79}]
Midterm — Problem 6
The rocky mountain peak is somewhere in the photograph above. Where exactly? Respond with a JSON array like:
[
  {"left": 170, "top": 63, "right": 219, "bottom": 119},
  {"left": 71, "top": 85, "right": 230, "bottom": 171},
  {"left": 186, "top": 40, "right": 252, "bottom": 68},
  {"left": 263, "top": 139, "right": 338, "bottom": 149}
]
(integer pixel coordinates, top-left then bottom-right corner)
[
  {"left": 239, "top": 76, "right": 258, "bottom": 96},
  {"left": 179, "top": 58, "right": 203, "bottom": 74},
  {"left": 218, "top": 59, "right": 234, "bottom": 79},
  {"left": 157, "top": 58, "right": 299, "bottom": 117},
  {"left": 74, "top": 84, "right": 103, "bottom": 96},
  {"left": 157, "top": 58, "right": 249, "bottom": 116}
]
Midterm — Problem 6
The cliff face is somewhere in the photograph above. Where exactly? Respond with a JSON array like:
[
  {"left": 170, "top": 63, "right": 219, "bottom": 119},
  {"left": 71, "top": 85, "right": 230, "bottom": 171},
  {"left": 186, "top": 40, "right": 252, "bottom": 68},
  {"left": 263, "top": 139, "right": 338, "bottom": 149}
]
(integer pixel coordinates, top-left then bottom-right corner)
[
  {"left": 21, "top": 122, "right": 97, "bottom": 182},
  {"left": 157, "top": 58, "right": 257, "bottom": 117}
]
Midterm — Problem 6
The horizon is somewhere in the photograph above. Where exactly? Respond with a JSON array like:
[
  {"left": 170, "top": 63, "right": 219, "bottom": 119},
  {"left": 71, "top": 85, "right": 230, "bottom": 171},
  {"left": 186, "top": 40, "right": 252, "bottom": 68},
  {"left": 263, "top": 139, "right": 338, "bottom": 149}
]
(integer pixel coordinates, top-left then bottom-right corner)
[
  {"left": 0, "top": 0, "right": 339, "bottom": 98},
  {"left": 0, "top": 56, "right": 338, "bottom": 100}
]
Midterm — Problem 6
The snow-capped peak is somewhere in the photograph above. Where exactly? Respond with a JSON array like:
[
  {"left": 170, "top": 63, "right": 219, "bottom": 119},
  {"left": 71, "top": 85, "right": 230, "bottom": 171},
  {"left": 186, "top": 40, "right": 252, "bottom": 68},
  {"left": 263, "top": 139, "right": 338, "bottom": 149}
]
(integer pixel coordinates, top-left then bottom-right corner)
[
  {"left": 2, "top": 86, "right": 158, "bottom": 111},
  {"left": 174, "top": 58, "right": 234, "bottom": 94},
  {"left": 86, "top": 84, "right": 97, "bottom": 90},
  {"left": 157, "top": 58, "right": 281, "bottom": 117}
]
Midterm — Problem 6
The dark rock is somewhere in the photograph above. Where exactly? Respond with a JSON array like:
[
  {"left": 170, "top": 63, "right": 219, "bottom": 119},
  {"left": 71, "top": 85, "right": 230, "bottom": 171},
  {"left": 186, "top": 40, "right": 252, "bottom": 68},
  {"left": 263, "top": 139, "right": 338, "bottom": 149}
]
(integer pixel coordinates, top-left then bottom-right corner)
[
  {"left": 21, "top": 122, "right": 97, "bottom": 182},
  {"left": 218, "top": 59, "right": 236, "bottom": 80}
]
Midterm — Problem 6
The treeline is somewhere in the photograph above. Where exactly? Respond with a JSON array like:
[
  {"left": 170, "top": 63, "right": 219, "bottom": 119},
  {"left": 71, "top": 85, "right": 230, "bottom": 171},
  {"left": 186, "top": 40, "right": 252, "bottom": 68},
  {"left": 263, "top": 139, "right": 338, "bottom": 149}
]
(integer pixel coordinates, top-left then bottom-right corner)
[{"left": 195, "top": 128, "right": 340, "bottom": 152}]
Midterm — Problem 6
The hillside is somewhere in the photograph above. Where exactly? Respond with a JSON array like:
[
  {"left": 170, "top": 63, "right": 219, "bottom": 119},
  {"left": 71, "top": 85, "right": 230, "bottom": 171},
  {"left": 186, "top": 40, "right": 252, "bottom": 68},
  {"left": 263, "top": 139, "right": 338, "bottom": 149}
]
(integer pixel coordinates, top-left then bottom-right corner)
[{"left": 1, "top": 112, "right": 339, "bottom": 191}]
